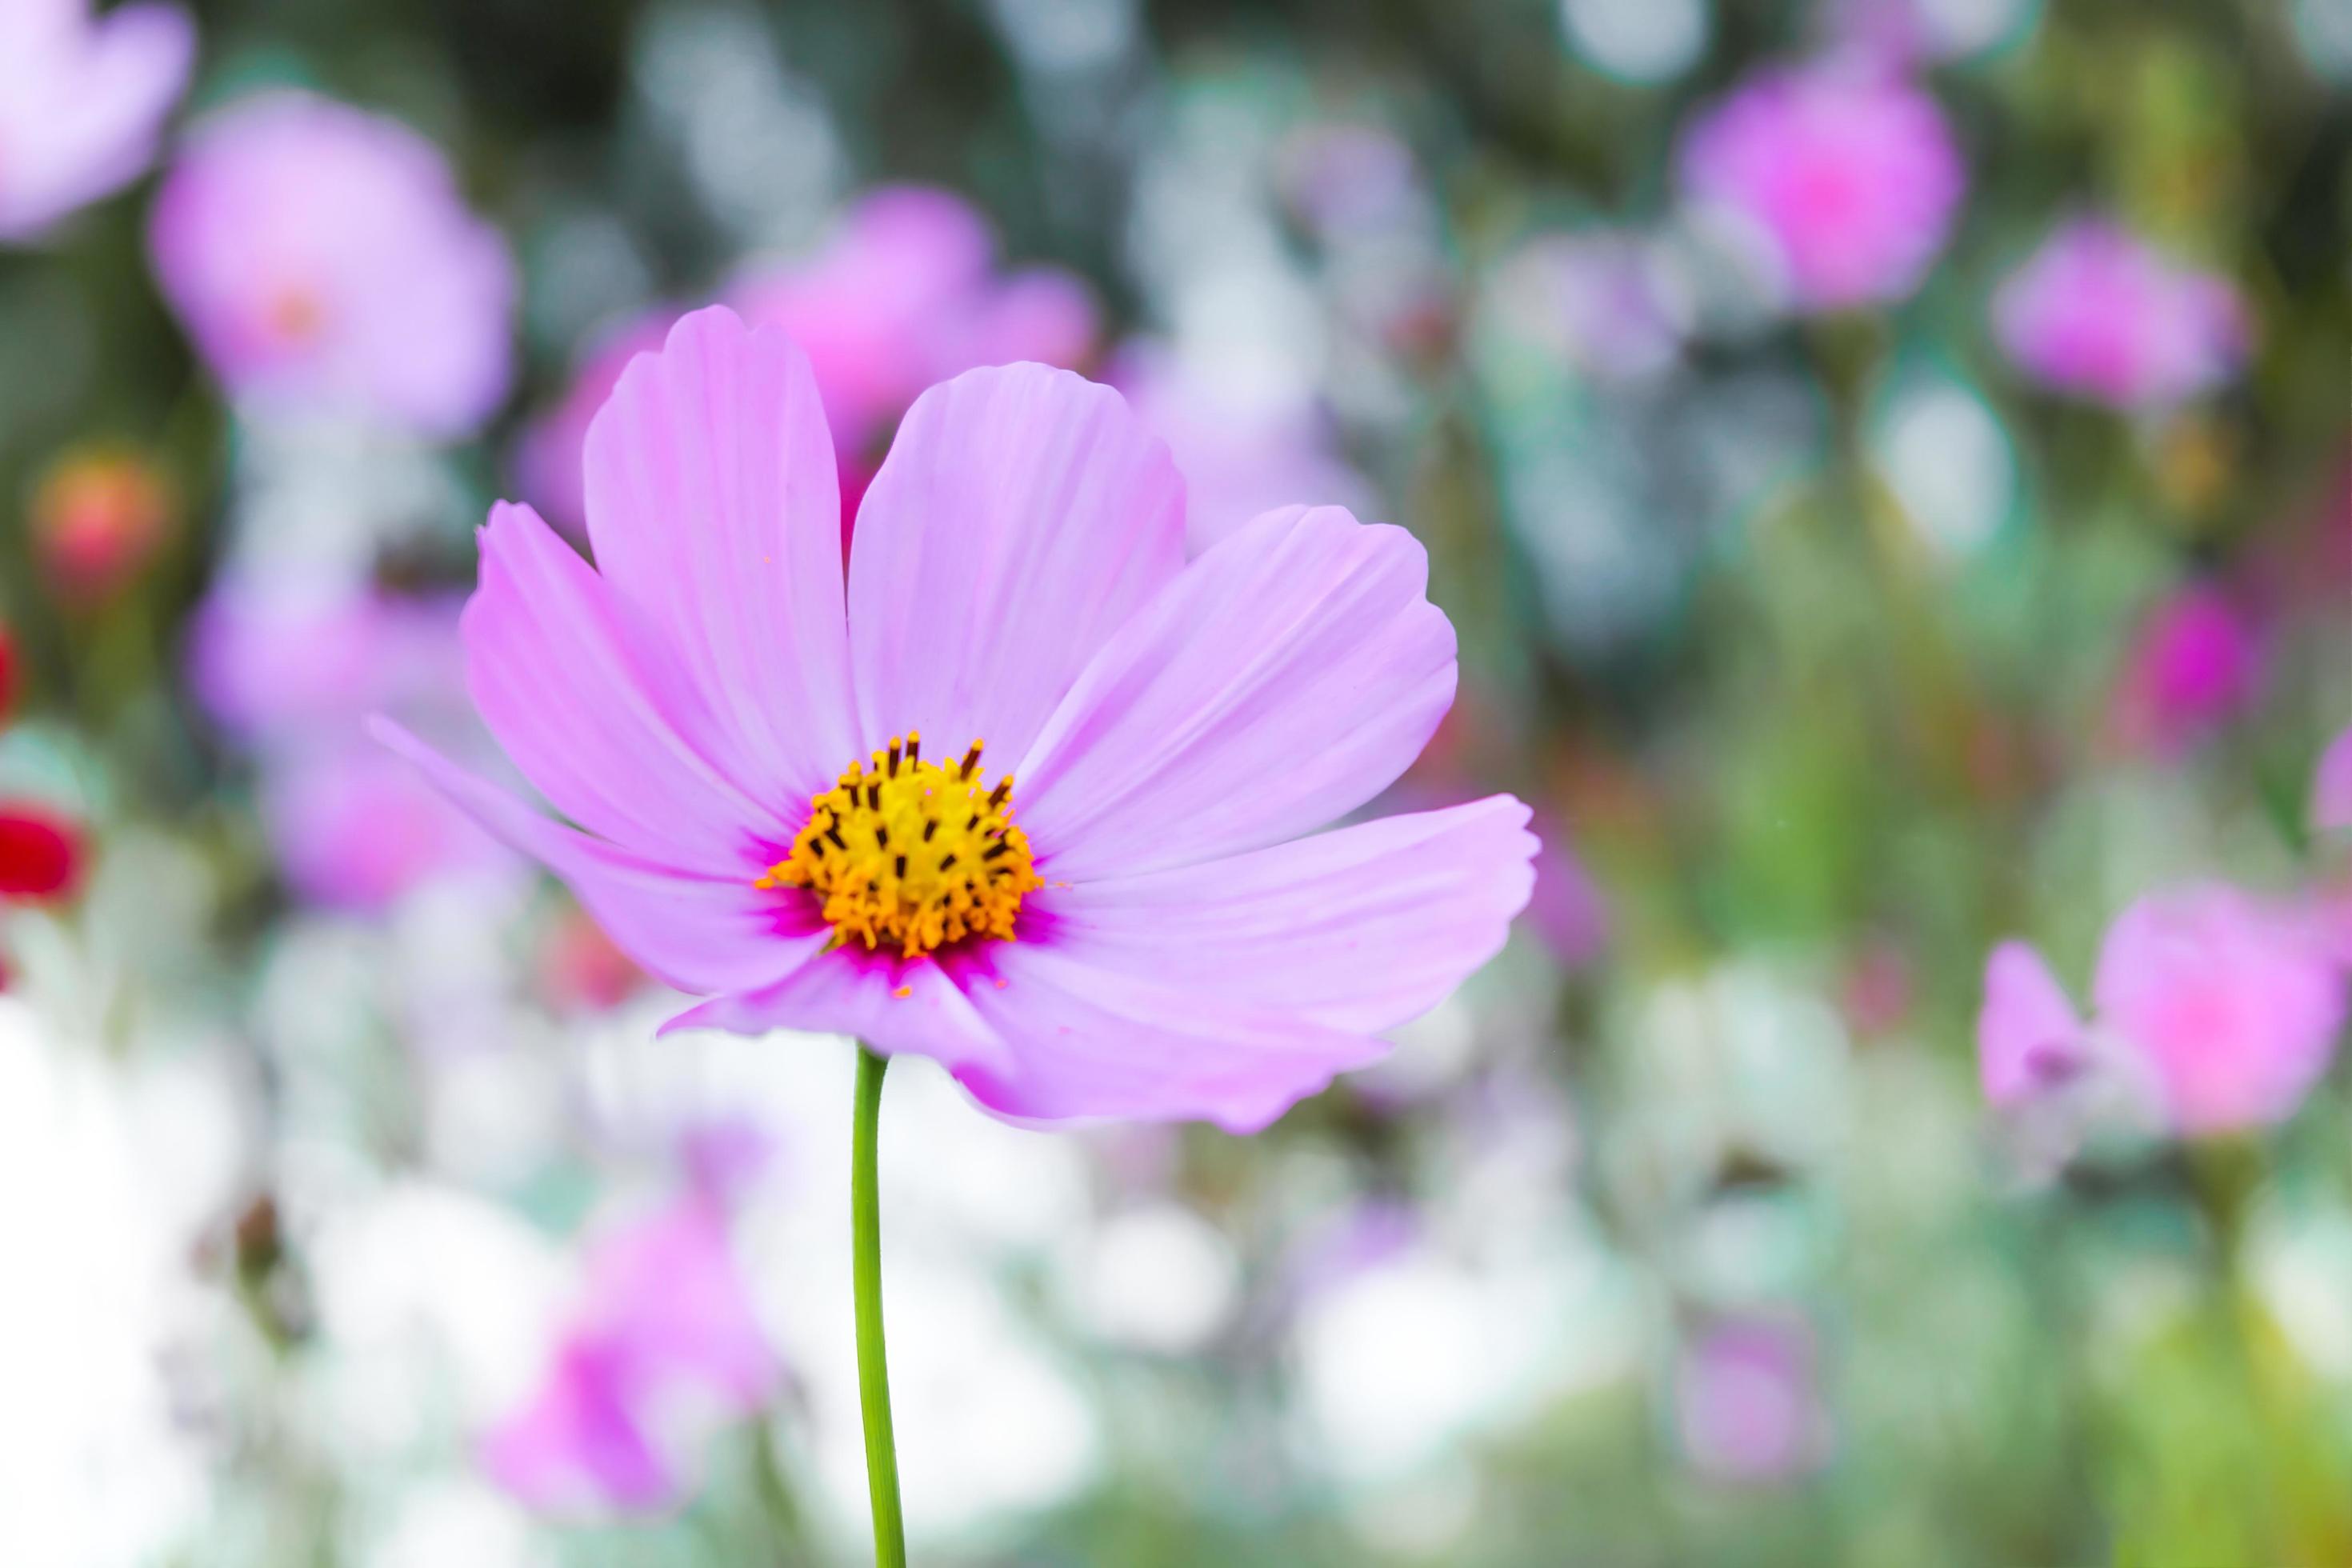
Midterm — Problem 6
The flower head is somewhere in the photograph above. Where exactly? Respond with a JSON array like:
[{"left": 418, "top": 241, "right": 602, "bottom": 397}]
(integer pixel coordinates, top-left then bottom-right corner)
[
  {"left": 1678, "top": 61, "right": 1965, "bottom": 311},
  {"left": 148, "top": 91, "right": 515, "bottom": 438},
  {"left": 386, "top": 306, "right": 1534, "bottom": 1131},
  {"left": 1980, "top": 885, "right": 2348, "bottom": 1138},
  {"left": 1993, "top": 218, "right": 2250, "bottom": 410},
  {"left": 0, "top": 0, "right": 194, "bottom": 242}
]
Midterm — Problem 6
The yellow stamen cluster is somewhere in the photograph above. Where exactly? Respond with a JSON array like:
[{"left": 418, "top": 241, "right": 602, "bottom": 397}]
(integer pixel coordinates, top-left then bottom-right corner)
[{"left": 758, "top": 734, "right": 1041, "bottom": 959}]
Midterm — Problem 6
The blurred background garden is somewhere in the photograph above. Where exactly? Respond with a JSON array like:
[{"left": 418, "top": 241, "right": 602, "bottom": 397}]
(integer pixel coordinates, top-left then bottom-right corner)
[{"left": 2, "top": 0, "right": 2350, "bottom": 1562}]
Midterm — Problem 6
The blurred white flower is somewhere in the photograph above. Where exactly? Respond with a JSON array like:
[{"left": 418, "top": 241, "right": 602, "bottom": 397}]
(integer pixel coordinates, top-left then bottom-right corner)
[
  {"left": 1874, "top": 369, "right": 2017, "bottom": 560},
  {"left": 0, "top": 998, "right": 214, "bottom": 1566},
  {"left": 1560, "top": 0, "right": 1709, "bottom": 84},
  {"left": 1054, "top": 1202, "right": 1241, "bottom": 1354},
  {"left": 302, "top": 1179, "right": 567, "bottom": 1465}
]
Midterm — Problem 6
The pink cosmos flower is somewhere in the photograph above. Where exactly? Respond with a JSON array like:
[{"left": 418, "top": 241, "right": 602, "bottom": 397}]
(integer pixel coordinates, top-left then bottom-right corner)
[
  {"left": 0, "top": 0, "right": 194, "bottom": 242},
  {"left": 2110, "top": 583, "right": 2262, "bottom": 756},
  {"left": 2314, "top": 725, "right": 2352, "bottom": 834},
  {"left": 1676, "top": 1318, "right": 1830, "bottom": 1486},
  {"left": 518, "top": 186, "right": 1098, "bottom": 542},
  {"left": 384, "top": 306, "right": 1535, "bottom": 1132},
  {"left": 1678, "top": 61, "right": 1965, "bottom": 312},
  {"left": 148, "top": 91, "right": 515, "bottom": 438},
  {"left": 1993, "top": 218, "right": 2250, "bottom": 410},
  {"left": 1980, "top": 885, "right": 2348, "bottom": 1138},
  {"left": 485, "top": 1197, "right": 777, "bottom": 1515},
  {"left": 1111, "top": 341, "right": 1374, "bottom": 555}
]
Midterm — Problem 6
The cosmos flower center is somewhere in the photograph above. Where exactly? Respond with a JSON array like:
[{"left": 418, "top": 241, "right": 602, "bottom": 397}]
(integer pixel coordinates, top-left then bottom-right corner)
[{"left": 758, "top": 734, "right": 1041, "bottom": 959}]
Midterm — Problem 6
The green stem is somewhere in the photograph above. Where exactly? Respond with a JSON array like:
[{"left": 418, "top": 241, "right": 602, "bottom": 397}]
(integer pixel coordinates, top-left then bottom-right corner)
[{"left": 851, "top": 1045, "right": 906, "bottom": 1566}]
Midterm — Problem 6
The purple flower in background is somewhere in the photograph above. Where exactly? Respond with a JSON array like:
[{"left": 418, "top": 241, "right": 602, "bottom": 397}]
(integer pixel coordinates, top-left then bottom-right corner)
[
  {"left": 0, "top": 0, "right": 194, "bottom": 242},
  {"left": 485, "top": 1197, "right": 778, "bottom": 1516},
  {"left": 1994, "top": 218, "right": 2250, "bottom": 410},
  {"left": 2314, "top": 724, "right": 2352, "bottom": 834},
  {"left": 1676, "top": 1318, "right": 1830, "bottom": 1485},
  {"left": 190, "top": 574, "right": 512, "bottom": 910},
  {"left": 2110, "top": 583, "right": 2262, "bottom": 756},
  {"left": 1111, "top": 341, "right": 1374, "bottom": 555},
  {"left": 149, "top": 91, "right": 514, "bottom": 438},
  {"left": 1678, "top": 61, "right": 1965, "bottom": 311},
  {"left": 1981, "top": 885, "right": 2347, "bottom": 1138},
  {"left": 383, "top": 306, "right": 1535, "bottom": 1132}
]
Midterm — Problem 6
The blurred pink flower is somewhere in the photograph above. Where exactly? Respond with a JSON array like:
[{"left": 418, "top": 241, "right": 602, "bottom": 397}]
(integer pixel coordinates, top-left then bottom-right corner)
[
  {"left": 1676, "top": 1318, "right": 1829, "bottom": 1485},
  {"left": 384, "top": 306, "right": 1534, "bottom": 1132},
  {"left": 0, "top": 0, "right": 194, "bottom": 242},
  {"left": 730, "top": 185, "right": 1096, "bottom": 487},
  {"left": 1527, "top": 824, "right": 1610, "bottom": 970},
  {"left": 1981, "top": 885, "right": 2348, "bottom": 1137},
  {"left": 518, "top": 186, "right": 1098, "bottom": 541},
  {"left": 263, "top": 742, "right": 509, "bottom": 910},
  {"left": 190, "top": 574, "right": 512, "bottom": 910},
  {"left": 485, "top": 1197, "right": 778, "bottom": 1516},
  {"left": 2111, "top": 583, "right": 2262, "bottom": 755},
  {"left": 2096, "top": 886, "right": 2346, "bottom": 1135},
  {"left": 149, "top": 91, "right": 515, "bottom": 438},
  {"left": 2314, "top": 725, "right": 2352, "bottom": 834},
  {"left": 1977, "top": 939, "right": 2089, "bottom": 1110},
  {"left": 1678, "top": 61, "right": 1965, "bottom": 311},
  {"left": 187, "top": 575, "right": 463, "bottom": 741},
  {"left": 1993, "top": 218, "right": 2250, "bottom": 410},
  {"left": 1112, "top": 341, "right": 1374, "bottom": 554}
]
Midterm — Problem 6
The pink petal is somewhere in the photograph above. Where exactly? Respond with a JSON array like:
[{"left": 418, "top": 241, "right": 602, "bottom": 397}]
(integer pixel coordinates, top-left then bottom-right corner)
[
  {"left": 1031, "top": 795, "right": 1535, "bottom": 1034},
  {"left": 958, "top": 942, "right": 1387, "bottom": 1133},
  {"left": 1015, "top": 505, "right": 1456, "bottom": 881},
  {"left": 660, "top": 948, "right": 1009, "bottom": 1082},
  {"left": 373, "top": 718, "right": 824, "bottom": 997},
  {"left": 582, "top": 306, "right": 858, "bottom": 810},
  {"left": 1976, "top": 940, "right": 2084, "bottom": 1108},
  {"left": 846, "top": 362, "right": 1185, "bottom": 768},
  {"left": 464, "top": 501, "right": 788, "bottom": 873}
]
